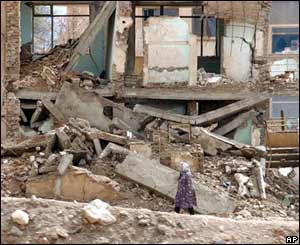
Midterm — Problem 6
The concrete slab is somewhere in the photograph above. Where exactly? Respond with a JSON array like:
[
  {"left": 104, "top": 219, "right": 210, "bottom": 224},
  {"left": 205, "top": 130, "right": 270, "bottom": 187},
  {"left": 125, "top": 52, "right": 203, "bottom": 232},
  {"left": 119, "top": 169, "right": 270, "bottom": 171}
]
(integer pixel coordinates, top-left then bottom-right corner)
[
  {"left": 116, "top": 153, "right": 236, "bottom": 215},
  {"left": 55, "top": 82, "right": 112, "bottom": 132}
]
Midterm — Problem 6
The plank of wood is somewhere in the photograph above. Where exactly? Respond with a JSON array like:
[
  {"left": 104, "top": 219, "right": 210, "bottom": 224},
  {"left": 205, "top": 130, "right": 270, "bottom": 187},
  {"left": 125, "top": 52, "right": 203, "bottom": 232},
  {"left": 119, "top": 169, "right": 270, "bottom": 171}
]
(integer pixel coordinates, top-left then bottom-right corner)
[
  {"left": 65, "top": 1, "right": 116, "bottom": 71},
  {"left": 86, "top": 129, "right": 127, "bottom": 145},
  {"left": 267, "top": 160, "right": 299, "bottom": 168},
  {"left": 213, "top": 110, "right": 254, "bottom": 136}
]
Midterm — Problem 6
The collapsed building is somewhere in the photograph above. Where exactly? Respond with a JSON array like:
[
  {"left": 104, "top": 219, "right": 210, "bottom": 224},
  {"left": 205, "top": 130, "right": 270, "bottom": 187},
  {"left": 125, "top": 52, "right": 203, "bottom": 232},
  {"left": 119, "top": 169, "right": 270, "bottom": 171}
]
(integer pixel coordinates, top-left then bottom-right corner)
[{"left": 1, "top": 1, "right": 299, "bottom": 239}]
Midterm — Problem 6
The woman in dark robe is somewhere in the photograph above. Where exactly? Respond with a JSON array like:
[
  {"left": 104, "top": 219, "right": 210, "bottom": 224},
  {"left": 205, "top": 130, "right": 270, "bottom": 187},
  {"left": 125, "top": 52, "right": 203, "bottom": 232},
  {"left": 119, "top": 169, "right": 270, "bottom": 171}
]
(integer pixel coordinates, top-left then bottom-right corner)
[{"left": 174, "top": 162, "right": 197, "bottom": 215}]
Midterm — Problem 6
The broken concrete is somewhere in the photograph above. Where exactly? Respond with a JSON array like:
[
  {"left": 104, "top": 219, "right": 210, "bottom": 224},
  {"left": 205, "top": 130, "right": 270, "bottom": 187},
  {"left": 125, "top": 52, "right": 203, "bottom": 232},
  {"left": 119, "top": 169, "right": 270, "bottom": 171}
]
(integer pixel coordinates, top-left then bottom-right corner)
[
  {"left": 55, "top": 82, "right": 112, "bottom": 132},
  {"left": 42, "top": 99, "right": 66, "bottom": 123},
  {"left": 116, "top": 153, "right": 235, "bottom": 215},
  {"left": 134, "top": 95, "right": 268, "bottom": 126},
  {"left": 214, "top": 110, "right": 255, "bottom": 136},
  {"left": 87, "top": 128, "right": 127, "bottom": 145},
  {"left": 56, "top": 128, "right": 72, "bottom": 150},
  {"left": 26, "top": 166, "right": 122, "bottom": 202},
  {"left": 170, "top": 151, "right": 202, "bottom": 173},
  {"left": 93, "top": 139, "right": 102, "bottom": 157},
  {"left": 100, "top": 143, "right": 130, "bottom": 159},
  {"left": 1, "top": 133, "right": 55, "bottom": 156},
  {"left": 30, "top": 101, "right": 47, "bottom": 128},
  {"left": 57, "top": 154, "right": 73, "bottom": 176},
  {"left": 129, "top": 141, "right": 152, "bottom": 158}
]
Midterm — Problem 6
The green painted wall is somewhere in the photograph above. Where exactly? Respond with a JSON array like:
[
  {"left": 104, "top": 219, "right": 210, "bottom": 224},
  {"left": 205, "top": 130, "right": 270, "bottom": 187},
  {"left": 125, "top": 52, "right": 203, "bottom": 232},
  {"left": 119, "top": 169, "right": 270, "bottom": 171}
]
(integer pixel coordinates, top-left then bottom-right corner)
[
  {"left": 73, "top": 31, "right": 106, "bottom": 76},
  {"left": 234, "top": 119, "right": 252, "bottom": 145},
  {"left": 20, "top": 2, "right": 106, "bottom": 76},
  {"left": 21, "top": 2, "right": 32, "bottom": 45}
]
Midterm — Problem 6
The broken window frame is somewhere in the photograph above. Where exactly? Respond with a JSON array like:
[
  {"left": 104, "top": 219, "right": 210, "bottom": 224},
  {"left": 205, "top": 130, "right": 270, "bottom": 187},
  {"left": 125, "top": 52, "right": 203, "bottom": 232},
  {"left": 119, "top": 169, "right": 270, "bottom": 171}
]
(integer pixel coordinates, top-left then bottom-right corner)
[
  {"left": 32, "top": 3, "right": 91, "bottom": 55},
  {"left": 268, "top": 24, "right": 299, "bottom": 57}
]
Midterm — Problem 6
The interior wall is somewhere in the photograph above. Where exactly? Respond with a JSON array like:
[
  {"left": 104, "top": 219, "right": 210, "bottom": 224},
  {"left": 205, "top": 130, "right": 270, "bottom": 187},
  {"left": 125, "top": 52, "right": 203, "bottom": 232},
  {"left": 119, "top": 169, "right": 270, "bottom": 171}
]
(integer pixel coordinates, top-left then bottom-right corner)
[
  {"left": 222, "top": 22, "right": 255, "bottom": 82},
  {"left": 20, "top": 1, "right": 106, "bottom": 76}
]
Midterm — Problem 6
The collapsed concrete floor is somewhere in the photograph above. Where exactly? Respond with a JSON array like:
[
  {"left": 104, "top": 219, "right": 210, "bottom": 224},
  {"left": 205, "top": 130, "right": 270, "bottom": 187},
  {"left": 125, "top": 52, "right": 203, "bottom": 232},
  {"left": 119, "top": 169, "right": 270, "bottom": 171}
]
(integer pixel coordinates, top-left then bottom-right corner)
[{"left": 1, "top": 197, "right": 299, "bottom": 244}]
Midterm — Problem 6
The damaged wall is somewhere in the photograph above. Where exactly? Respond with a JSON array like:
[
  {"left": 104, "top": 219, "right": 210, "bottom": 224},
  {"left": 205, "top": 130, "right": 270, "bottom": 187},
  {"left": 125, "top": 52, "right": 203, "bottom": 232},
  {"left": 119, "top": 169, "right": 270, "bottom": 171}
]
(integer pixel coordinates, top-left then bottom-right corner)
[
  {"left": 143, "top": 17, "right": 197, "bottom": 86},
  {"left": 113, "top": 1, "right": 272, "bottom": 85},
  {"left": 111, "top": 1, "right": 134, "bottom": 81},
  {"left": 1, "top": 92, "right": 21, "bottom": 141},
  {"left": 2, "top": 1, "right": 21, "bottom": 81},
  {"left": 204, "top": 1, "right": 272, "bottom": 82}
]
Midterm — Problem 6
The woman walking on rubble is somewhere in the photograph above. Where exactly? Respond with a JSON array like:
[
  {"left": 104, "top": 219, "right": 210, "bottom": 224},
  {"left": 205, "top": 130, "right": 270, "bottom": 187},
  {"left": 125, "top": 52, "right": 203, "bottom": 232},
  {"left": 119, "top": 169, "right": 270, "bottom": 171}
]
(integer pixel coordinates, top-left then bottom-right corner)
[{"left": 174, "top": 162, "right": 197, "bottom": 215}]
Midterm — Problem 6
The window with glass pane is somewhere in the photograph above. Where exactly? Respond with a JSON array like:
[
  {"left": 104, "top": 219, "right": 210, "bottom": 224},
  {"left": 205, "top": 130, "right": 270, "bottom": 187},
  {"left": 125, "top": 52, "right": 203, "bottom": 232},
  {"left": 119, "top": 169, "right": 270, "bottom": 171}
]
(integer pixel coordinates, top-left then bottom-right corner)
[
  {"left": 33, "top": 4, "right": 90, "bottom": 54},
  {"left": 53, "top": 16, "right": 89, "bottom": 46},
  {"left": 33, "top": 17, "right": 52, "bottom": 54},
  {"left": 53, "top": 5, "right": 90, "bottom": 16},
  {"left": 272, "top": 27, "right": 299, "bottom": 54},
  {"left": 34, "top": 5, "right": 51, "bottom": 15}
]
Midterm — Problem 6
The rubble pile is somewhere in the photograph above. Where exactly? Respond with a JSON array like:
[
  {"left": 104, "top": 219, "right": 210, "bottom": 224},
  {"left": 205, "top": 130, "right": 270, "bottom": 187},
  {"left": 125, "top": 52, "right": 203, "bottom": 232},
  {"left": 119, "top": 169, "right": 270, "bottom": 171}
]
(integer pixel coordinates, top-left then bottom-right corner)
[
  {"left": 20, "top": 39, "right": 79, "bottom": 79},
  {"left": 262, "top": 71, "right": 299, "bottom": 91},
  {"left": 195, "top": 156, "right": 299, "bottom": 220},
  {"left": 15, "top": 39, "right": 109, "bottom": 92},
  {"left": 196, "top": 68, "right": 255, "bottom": 88}
]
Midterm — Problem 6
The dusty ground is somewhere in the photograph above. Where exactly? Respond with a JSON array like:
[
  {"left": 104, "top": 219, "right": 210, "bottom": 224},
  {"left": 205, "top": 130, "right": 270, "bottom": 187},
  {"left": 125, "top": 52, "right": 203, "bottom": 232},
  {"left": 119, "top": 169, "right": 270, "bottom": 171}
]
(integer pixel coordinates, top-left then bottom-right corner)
[{"left": 1, "top": 197, "right": 299, "bottom": 244}]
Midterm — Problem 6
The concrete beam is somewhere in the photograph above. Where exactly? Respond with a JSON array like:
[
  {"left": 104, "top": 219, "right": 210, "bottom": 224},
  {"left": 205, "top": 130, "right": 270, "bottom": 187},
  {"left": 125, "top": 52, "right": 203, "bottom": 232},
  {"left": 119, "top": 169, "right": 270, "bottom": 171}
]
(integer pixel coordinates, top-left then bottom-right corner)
[
  {"left": 134, "top": 95, "right": 269, "bottom": 126},
  {"left": 116, "top": 153, "right": 236, "bottom": 215},
  {"left": 121, "top": 88, "right": 262, "bottom": 101},
  {"left": 16, "top": 90, "right": 57, "bottom": 101},
  {"left": 214, "top": 110, "right": 254, "bottom": 136}
]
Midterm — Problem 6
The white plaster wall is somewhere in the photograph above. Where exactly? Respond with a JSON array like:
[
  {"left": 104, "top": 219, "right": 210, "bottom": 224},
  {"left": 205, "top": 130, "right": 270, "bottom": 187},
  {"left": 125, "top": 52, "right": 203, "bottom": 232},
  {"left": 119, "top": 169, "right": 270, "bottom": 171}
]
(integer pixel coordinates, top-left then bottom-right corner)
[
  {"left": 148, "top": 69, "right": 189, "bottom": 84},
  {"left": 135, "top": 7, "right": 144, "bottom": 57},
  {"left": 144, "top": 17, "right": 191, "bottom": 84},
  {"left": 270, "top": 58, "right": 299, "bottom": 79},
  {"left": 223, "top": 22, "right": 255, "bottom": 82},
  {"left": 148, "top": 44, "right": 190, "bottom": 68},
  {"left": 144, "top": 17, "right": 189, "bottom": 44},
  {"left": 199, "top": 39, "right": 217, "bottom": 57}
]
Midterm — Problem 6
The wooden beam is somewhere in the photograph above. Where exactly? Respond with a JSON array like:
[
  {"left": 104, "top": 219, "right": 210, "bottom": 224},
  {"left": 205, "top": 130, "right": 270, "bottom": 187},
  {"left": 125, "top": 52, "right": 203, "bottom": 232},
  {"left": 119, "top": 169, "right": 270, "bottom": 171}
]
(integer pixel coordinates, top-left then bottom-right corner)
[
  {"left": 267, "top": 160, "right": 299, "bottom": 168},
  {"left": 86, "top": 129, "right": 127, "bottom": 145},
  {"left": 213, "top": 110, "right": 254, "bottom": 136},
  {"left": 267, "top": 153, "right": 299, "bottom": 161},
  {"left": 65, "top": 1, "right": 116, "bottom": 72},
  {"left": 134, "top": 96, "right": 269, "bottom": 126}
]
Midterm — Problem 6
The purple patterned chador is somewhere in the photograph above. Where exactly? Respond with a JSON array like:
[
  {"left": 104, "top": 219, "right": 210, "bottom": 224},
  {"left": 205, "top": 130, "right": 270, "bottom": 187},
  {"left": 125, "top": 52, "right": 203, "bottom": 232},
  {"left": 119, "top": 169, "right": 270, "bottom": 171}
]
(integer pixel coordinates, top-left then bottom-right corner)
[{"left": 175, "top": 162, "right": 197, "bottom": 209}]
